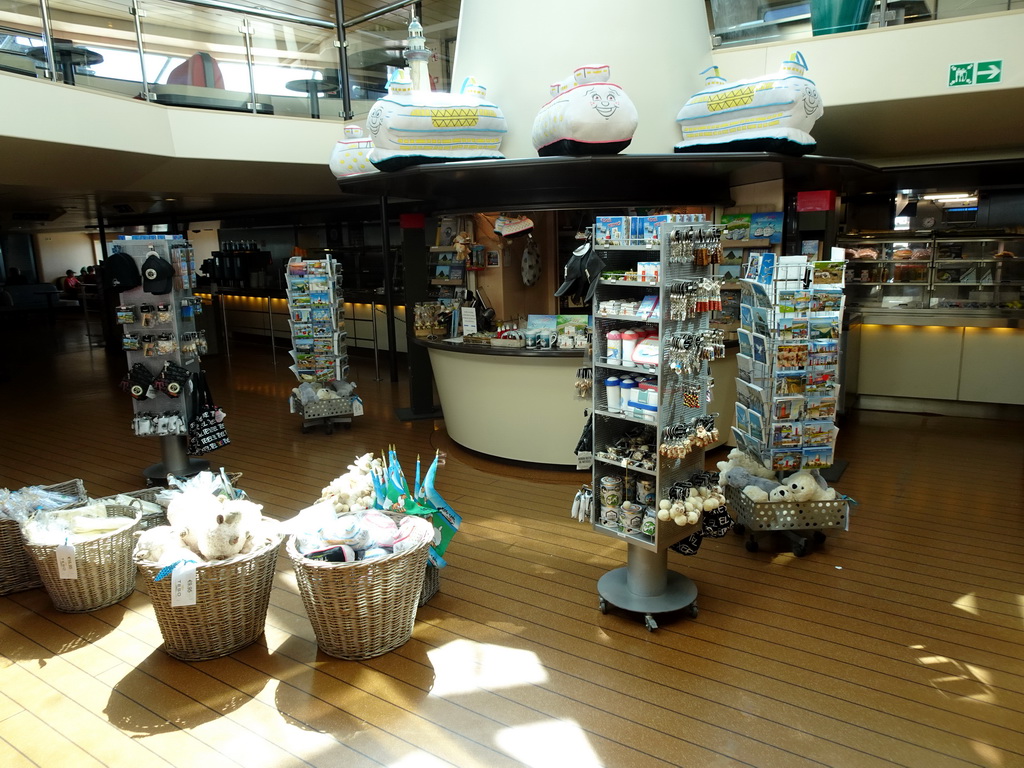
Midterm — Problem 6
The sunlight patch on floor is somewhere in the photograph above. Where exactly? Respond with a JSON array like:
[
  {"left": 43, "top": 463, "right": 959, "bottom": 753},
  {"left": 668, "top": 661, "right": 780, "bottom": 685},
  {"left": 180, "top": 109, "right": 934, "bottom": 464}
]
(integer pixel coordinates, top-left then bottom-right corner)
[
  {"left": 427, "top": 639, "right": 548, "bottom": 697},
  {"left": 496, "top": 719, "right": 603, "bottom": 768}
]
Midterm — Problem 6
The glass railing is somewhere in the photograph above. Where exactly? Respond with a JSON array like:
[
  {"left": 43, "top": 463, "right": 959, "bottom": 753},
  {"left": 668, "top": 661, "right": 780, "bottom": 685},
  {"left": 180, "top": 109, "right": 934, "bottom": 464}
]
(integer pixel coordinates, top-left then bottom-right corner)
[
  {"left": 0, "top": 0, "right": 461, "bottom": 123},
  {"left": 709, "top": 0, "right": 1023, "bottom": 49}
]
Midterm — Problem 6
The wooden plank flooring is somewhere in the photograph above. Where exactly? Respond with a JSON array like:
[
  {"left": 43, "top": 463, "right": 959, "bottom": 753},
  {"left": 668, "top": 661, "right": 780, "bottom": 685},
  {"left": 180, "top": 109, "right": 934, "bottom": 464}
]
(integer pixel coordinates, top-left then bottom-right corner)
[{"left": 1, "top": 317, "right": 1022, "bottom": 767}]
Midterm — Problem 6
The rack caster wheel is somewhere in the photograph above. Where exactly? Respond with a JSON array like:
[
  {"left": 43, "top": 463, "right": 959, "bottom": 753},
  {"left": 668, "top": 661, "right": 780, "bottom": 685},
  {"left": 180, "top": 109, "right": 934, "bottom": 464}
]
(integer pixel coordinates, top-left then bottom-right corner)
[
  {"left": 745, "top": 538, "right": 759, "bottom": 553},
  {"left": 792, "top": 539, "right": 809, "bottom": 557},
  {"left": 644, "top": 614, "right": 658, "bottom": 632},
  {"left": 733, "top": 523, "right": 746, "bottom": 535},
  {"left": 687, "top": 603, "right": 699, "bottom": 619},
  {"left": 598, "top": 598, "right": 608, "bottom": 615},
  {"left": 812, "top": 531, "right": 827, "bottom": 545}
]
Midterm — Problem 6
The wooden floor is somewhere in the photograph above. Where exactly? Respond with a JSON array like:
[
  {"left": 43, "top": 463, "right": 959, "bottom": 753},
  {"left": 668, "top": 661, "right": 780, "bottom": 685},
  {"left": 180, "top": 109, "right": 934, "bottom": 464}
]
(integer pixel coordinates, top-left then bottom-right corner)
[{"left": 1, "top": 316, "right": 1023, "bottom": 768}]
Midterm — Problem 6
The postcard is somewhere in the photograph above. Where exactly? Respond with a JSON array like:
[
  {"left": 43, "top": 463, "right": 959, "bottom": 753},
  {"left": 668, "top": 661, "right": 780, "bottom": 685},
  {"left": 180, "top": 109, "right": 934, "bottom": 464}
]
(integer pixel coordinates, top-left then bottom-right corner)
[
  {"left": 777, "top": 289, "right": 811, "bottom": 315},
  {"left": 810, "top": 289, "right": 844, "bottom": 313},
  {"left": 752, "top": 333, "right": 769, "bottom": 364},
  {"left": 805, "top": 371, "right": 838, "bottom": 394},
  {"left": 775, "top": 371, "right": 806, "bottom": 396},
  {"left": 773, "top": 396, "right": 804, "bottom": 422},
  {"left": 752, "top": 306, "right": 771, "bottom": 337},
  {"left": 801, "top": 446, "right": 835, "bottom": 470},
  {"left": 808, "top": 317, "right": 840, "bottom": 340},
  {"left": 802, "top": 420, "right": 837, "bottom": 447},
  {"left": 776, "top": 342, "right": 809, "bottom": 370},
  {"left": 771, "top": 421, "right": 802, "bottom": 449},
  {"left": 778, "top": 317, "right": 809, "bottom": 341},
  {"left": 735, "top": 403, "right": 750, "bottom": 434},
  {"left": 750, "top": 211, "right": 784, "bottom": 244},
  {"left": 771, "top": 449, "right": 804, "bottom": 472},
  {"left": 804, "top": 397, "right": 838, "bottom": 421},
  {"left": 812, "top": 261, "right": 846, "bottom": 286},
  {"left": 748, "top": 409, "right": 765, "bottom": 444},
  {"left": 756, "top": 252, "right": 776, "bottom": 284}
]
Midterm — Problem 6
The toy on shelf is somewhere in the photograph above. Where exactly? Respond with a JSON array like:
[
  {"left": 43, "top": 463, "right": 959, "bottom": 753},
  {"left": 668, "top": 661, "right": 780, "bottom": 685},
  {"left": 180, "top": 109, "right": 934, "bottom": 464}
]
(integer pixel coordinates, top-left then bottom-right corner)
[
  {"left": 675, "top": 52, "right": 823, "bottom": 155},
  {"left": 328, "top": 124, "right": 377, "bottom": 178},
  {"left": 531, "top": 64, "right": 638, "bottom": 157},
  {"left": 366, "top": 16, "right": 506, "bottom": 171}
]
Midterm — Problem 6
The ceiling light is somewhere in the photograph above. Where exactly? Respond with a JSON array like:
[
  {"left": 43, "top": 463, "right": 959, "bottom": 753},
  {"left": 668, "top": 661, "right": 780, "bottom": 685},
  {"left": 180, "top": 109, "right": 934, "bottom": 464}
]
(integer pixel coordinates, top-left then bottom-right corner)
[{"left": 922, "top": 192, "right": 975, "bottom": 201}]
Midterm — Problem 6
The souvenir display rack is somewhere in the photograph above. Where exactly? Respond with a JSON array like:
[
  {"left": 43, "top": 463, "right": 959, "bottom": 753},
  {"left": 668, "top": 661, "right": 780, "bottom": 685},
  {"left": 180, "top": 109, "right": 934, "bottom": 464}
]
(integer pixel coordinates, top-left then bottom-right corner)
[
  {"left": 285, "top": 255, "right": 355, "bottom": 431},
  {"left": 115, "top": 237, "right": 209, "bottom": 481},
  {"left": 589, "top": 220, "right": 724, "bottom": 630},
  {"left": 728, "top": 253, "right": 851, "bottom": 554}
]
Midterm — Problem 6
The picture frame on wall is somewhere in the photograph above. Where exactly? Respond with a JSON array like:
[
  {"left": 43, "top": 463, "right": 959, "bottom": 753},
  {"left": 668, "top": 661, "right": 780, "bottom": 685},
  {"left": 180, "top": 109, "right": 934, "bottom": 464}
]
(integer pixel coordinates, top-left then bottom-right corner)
[{"left": 486, "top": 250, "right": 500, "bottom": 267}]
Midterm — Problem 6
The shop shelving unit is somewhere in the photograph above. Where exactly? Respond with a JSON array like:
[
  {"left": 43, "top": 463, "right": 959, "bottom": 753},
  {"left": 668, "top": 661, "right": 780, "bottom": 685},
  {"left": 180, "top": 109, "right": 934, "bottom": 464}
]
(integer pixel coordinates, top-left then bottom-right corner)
[
  {"left": 590, "top": 222, "right": 719, "bottom": 630},
  {"left": 285, "top": 255, "right": 355, "bottom": 432},
  {"left": 116, "top": 237, "right": 209, "bottom": 482}
]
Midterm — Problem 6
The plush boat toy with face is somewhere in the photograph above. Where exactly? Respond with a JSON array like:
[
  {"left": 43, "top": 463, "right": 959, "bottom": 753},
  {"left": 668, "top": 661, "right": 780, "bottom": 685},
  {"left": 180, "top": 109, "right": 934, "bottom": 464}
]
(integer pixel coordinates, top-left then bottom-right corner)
[
  {"left": 675, "top": 52, "right": 823, "bottom": 155},
  {"left": 328, "top": 125, "right": 377, "bottom": 178},
  {"left": 531, "top": 65, "right": 639, "bottom": 157}
]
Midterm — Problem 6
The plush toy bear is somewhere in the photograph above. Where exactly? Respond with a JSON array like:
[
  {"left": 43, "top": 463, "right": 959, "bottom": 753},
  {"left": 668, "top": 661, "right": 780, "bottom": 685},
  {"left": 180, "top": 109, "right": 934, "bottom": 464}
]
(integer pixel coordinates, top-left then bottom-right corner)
[
  {"left": 196, "top": 510, "right": 248, "bottom": 561},
  {"left": 781, "top": 470, "right": 837, "bottom": 502},
  {"left": 134, "top": 526, "right": 197, "bottom": 566},
  {"left": 716, "top": 447, "right": 775, "bottom": 486}
]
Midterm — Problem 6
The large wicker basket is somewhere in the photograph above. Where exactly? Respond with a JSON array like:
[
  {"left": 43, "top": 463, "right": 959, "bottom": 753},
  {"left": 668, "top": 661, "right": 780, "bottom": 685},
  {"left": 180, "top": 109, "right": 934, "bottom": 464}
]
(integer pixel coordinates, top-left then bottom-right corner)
[
  {"left": 287, "top": 531, "right": 430, "bottom": 660},
  {"left": 23, "top": 503, "right": 141, "bottom": 612},
  {"left": 1, "top": 479, "right": 88, "bottom": 596},
  {"left": 136, "top": 532, "right": 283, "bottom": 661}
]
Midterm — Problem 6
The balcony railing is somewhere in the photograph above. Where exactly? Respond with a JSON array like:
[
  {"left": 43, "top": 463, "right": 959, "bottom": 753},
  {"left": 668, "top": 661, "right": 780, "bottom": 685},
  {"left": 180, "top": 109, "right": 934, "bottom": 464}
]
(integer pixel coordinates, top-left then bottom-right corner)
[
  {"left": 0, "top": 0, "right": 459, "bottom": 122},
  {"left": 708, "top": 0, "right": 1023, "bottom": 49}
]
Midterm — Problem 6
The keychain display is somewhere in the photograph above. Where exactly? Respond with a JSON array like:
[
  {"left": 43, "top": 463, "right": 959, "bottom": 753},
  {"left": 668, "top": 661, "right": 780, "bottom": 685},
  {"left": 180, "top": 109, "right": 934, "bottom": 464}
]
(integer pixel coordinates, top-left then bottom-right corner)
[
  {"left": 133, "top": 411, "right": 188, "bottom": 437},
  {"left": 141, "top": 334, "right": 156, "bottom": 357},
  {"left": 666, "top": 329, "right": 725, "bottom": 377},
  {"left": 180, "top": 296, "right": 203, "bottom": 318},
  {"left": 156, "top": 303, "right": 172, "bottom": 324},
  {"left": 667, "top": 277, "right": 723, "bottom": 320},
  {"left": 659, "top": 414, "right": 720, "bottom": 459},
  {"left": 570, "top": 485, "right": 594, "bottom": 523},
  {"left": 139, "top": 303, "right": 156, "bottom": 327},
  {"left": 668, "top": 227, "right": 722, "bottom": 265},
  {"left": 574, "top": 367, "right": 593, "bottom": 399}
]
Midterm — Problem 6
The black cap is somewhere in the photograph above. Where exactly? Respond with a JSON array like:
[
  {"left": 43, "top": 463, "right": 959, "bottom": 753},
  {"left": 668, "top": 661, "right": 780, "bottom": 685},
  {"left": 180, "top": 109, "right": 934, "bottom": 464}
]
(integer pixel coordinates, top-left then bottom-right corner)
[
  {"left": 141, "top": 252, "right": 175, "bottom": 295},
  {"left": 104, "top": 251, "right": 142, "bottom": 292}
]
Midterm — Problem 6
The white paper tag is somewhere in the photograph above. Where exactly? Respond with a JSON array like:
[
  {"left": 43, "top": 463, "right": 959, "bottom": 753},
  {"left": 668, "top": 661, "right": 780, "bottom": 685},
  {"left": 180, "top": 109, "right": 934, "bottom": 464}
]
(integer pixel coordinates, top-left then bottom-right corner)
[
  {"left": 462, "top": 306, "right": 478, "bottom": 335},
  {"left": 352, "top": 396, "right": 364, "bottom": 417},
  {"left": 171, "top": 562, "right": 198, "bottom": 607},
  {"left": 576, "top": 450, "right": 594, "bottom": 470},
  {"left": 56, "top": 543, "right": 78, "bottom": 579}
]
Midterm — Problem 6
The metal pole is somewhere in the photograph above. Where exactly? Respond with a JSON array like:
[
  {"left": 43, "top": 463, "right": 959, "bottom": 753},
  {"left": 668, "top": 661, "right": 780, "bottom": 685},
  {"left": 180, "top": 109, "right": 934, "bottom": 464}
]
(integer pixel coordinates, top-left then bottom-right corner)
[
  {"left": 130, "top": 1, "right": 151, "bottom": 101},
  {"left": 36, "top": 0, "right": 56, "bottom": 81},
  {"left": 379, "top": 194, "right": 399, "bottom": 383},
  {"left": 240, "top": 17, "right": 257, "bottom": 114},
  {"left": 333, "top": 0, "right": 353, "bottom": 119},
  {"left": 371, "top": 301, "right": 381, "bottom": 381},
  {"left": 267, "top": 296, "right": 277, "bottom": 369}
]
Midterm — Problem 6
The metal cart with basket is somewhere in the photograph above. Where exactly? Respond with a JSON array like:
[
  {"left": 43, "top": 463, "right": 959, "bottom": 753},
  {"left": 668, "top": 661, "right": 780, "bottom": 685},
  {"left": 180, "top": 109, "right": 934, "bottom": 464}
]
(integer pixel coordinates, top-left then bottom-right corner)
[
  {"left": 724, "top": 485, "right": 850, "bottom": 557},
  {"left": 291, "top": 389, "right": 353, "bottom": 434}
]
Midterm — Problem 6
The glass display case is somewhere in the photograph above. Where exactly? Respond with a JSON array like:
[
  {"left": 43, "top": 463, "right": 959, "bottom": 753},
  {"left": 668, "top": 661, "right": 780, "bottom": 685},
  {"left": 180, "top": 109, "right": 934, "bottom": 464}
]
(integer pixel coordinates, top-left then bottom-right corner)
[{"left": 839, "top": 235, "right": 1024, "bottom": 311}]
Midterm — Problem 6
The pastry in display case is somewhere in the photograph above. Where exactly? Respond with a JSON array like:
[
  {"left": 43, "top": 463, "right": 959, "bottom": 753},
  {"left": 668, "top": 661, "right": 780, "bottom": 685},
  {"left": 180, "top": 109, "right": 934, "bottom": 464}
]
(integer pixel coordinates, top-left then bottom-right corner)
[{"left": 841, "top": 238, "right": 932, "bottom": 308}]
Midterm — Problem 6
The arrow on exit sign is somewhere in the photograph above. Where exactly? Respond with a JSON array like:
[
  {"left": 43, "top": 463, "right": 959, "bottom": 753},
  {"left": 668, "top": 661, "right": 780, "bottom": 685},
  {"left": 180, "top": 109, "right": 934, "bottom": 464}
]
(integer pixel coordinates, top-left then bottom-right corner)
[{"left": 949, "top": 60, "right": 1002, "bottom": 86}]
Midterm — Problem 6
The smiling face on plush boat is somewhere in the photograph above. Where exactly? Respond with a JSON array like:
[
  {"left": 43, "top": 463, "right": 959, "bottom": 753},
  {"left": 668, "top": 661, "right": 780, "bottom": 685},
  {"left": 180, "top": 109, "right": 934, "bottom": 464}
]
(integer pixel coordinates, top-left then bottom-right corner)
[{"left": 587, "top": 87, "right": 620, "bottom": 118}]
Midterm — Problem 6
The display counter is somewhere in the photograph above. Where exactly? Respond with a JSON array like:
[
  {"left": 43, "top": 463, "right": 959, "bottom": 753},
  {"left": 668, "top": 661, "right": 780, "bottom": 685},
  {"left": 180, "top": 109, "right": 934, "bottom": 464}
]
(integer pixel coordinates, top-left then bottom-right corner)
[
  {"left": 848, "top": 308, "right": 1024, "bottom": 410},
  {"left": 421, "top": 339, "right": 589, "bottom": 466}
]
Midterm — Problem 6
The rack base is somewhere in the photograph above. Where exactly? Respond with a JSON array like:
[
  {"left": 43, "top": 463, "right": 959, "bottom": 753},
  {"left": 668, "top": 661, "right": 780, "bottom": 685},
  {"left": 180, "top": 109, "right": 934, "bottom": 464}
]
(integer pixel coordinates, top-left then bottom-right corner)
[{"left": 597, "top": 568, "right": 698, "bottom": 632}]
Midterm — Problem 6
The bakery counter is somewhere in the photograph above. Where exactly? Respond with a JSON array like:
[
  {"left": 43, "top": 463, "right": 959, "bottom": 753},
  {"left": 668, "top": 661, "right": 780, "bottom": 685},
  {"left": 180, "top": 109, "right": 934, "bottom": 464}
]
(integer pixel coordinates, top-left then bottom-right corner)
[
  {"left": 419, "top": 339, "right": 589, "bottom": 466},
  {"left": 848, "top": 312, "right": 1024, "bottom": 410}
]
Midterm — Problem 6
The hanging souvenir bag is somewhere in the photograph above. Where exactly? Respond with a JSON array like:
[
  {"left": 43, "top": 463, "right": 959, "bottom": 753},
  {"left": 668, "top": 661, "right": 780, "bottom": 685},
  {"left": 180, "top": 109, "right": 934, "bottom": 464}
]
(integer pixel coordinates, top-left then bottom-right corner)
[{"left": 187, "top": 371, "right": 231, "bottom": 455}]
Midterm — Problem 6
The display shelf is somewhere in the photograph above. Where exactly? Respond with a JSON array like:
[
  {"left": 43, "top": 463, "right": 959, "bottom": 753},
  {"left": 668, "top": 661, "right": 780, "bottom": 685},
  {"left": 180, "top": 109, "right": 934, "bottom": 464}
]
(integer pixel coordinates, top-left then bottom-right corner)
[
  {"left": 590, "top": 221, "right": 723, "bottom": 630},
  {"left": 595, "top": 312, "right": 661, "bottom": 323},
  {"left": 114, "top": 237, "right": 208, "bottom": 480}
]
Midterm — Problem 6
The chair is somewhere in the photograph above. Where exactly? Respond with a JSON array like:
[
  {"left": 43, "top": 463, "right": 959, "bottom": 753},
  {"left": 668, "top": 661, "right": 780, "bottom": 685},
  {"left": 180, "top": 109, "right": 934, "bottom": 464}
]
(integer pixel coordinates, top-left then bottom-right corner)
[{"left": 167, "top": 52, "right": 224, "bottom": 89}]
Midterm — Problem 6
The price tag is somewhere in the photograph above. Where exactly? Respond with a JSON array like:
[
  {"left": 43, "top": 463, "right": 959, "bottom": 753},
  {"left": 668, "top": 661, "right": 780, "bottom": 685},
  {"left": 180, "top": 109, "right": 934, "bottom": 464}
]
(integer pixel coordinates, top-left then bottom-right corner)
[
  {"left": 461, "top": 306, "right": 478, "bottom": 335},
  {"left": 352, "top": 396, "right": 364, "bottom": 417},
  {"left": 171, "top": 562, "right": 198, "bottom": 607},
  {"left": 576, "top": 450, "right": 594, "bottom": 470},
  {"left": 56, "top": 543, "right": 78, "bottom": 579}
]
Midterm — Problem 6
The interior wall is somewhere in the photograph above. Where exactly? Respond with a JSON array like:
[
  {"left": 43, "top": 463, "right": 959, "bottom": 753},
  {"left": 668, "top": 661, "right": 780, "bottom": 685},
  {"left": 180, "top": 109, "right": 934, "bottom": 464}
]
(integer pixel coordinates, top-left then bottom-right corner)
[{"left": 34, "top": 231, "right": 96, "bottom": 283}]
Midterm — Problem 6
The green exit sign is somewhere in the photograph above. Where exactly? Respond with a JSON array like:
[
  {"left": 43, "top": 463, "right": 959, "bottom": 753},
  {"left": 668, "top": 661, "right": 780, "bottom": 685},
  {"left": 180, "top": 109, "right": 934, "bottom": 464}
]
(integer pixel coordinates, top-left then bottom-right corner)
[{"left": 949, "top": 60, "right": 1002, "bottom": 87}]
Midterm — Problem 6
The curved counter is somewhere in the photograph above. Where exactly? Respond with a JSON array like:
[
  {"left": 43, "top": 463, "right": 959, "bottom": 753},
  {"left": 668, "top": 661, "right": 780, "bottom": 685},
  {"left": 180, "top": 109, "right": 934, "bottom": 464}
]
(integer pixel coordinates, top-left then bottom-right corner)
[{"left": 421, "top": 339, "right": 589, "bottom": 466}]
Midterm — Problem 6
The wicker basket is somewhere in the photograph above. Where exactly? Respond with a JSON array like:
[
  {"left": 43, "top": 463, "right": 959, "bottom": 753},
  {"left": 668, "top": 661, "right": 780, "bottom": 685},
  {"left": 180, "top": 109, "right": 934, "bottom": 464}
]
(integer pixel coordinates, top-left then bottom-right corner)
[
  {"left": 24, "top": 503, "right": 141, "bottom": 612},
  {"left": 1, "top": 479, "right": 88, "bottom": 596},
  {"left": 419, "top": 563, "right": 440, "bottom": 606},
  {"left": 287, "top": 531, "right": 430, "bottom": 660},
  {"left": 99, "top": 472, "right": 244, "bottom": 531},
  {"left": 136, "top": 532, "right": 283, "bottom": 661}
]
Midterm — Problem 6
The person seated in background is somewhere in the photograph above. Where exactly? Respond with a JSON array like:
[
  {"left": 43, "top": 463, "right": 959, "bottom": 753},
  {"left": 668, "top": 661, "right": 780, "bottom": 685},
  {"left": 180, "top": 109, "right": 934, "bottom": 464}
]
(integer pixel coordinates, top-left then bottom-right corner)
[
  {"left": 82, "top": 265, "right": 97, "bottom": 284},
  {"left": 63, "top": 269, "right": 81, "bottom": 297}
]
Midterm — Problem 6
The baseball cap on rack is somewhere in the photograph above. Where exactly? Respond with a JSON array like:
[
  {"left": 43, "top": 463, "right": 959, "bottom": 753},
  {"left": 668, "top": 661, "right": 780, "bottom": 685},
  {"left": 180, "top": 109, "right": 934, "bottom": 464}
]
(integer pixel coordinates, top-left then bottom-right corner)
[
  {"left": 141, "top": 252, "right": 175, "bottom": 295},
  {"left": 104, "top": 250, "right": 142, "bottom": 292}
]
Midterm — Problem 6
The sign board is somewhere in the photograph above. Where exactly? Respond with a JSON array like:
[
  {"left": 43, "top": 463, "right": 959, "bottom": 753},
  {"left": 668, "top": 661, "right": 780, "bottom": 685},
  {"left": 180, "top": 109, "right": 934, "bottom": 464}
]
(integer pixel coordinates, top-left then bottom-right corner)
[{"left": 949, "top": 60, "right": 1002, "bottom": 87}]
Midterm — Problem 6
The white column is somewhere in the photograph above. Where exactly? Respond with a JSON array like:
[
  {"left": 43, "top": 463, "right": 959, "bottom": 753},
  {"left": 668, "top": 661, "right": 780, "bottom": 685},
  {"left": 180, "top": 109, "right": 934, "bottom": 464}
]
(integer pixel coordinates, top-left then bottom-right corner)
[{"left": 451, "top": 0, "right": 714, "bottom": 159}]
